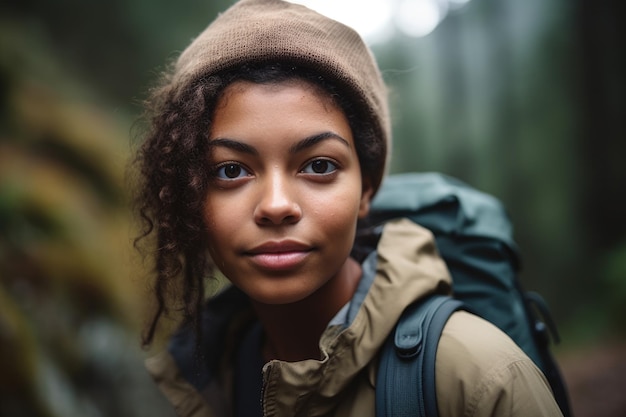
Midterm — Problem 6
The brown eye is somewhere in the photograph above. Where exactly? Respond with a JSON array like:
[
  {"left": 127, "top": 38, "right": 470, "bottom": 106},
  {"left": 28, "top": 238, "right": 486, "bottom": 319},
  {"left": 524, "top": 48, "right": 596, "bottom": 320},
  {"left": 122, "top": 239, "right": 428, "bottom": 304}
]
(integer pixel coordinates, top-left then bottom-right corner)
[
  {"left": 312, "top": 160, "right": 329, "bottom": 173},
  {"left": 216, "top": 163, "right": 248, "bottom": 179},
  {"left": 224, "top": 164, "right": 241, "bottom": 178},
  {"left": 303, "top": 159, "right": 337, "bottom": 175}
]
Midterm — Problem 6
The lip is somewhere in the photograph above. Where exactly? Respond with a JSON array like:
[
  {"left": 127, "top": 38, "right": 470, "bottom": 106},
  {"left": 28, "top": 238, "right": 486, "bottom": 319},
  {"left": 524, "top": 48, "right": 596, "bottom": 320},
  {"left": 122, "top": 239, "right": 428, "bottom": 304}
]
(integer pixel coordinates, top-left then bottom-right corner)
[{"left": 245, "top": 240, "right": 313, "bottom": 271}]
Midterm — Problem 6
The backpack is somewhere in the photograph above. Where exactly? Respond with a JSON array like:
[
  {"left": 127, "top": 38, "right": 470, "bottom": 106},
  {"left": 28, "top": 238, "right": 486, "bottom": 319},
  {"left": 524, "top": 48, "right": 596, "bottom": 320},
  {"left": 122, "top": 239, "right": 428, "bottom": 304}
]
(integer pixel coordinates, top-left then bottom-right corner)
[{"left": 366, "top": 172, "right": 571, "bottom": 417}]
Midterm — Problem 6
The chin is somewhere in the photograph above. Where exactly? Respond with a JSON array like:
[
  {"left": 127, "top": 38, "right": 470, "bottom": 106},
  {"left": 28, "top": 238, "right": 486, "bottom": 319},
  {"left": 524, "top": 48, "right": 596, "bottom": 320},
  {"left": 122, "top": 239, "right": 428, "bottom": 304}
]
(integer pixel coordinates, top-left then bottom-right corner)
[
  {"left": 247, "top": 285, "right": 317, "bottom": 306},
  {"left": 250, "top": 293, "right": 308, "bottom": 306}
]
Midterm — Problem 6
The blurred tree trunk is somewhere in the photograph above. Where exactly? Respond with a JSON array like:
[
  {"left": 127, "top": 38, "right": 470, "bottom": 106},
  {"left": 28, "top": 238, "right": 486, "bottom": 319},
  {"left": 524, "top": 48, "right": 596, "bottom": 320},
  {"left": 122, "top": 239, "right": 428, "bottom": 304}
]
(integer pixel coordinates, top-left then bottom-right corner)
[{"left": 577, "top": 0, "right": 626, "bottom": 255}]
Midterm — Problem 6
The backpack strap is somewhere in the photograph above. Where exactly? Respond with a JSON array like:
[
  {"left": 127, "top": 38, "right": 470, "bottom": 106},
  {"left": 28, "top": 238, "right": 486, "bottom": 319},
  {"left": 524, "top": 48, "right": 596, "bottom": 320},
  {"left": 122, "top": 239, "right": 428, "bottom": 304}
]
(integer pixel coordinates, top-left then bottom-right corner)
[{"left": 376, "top": 295, "right": 465, "bottom": 417}]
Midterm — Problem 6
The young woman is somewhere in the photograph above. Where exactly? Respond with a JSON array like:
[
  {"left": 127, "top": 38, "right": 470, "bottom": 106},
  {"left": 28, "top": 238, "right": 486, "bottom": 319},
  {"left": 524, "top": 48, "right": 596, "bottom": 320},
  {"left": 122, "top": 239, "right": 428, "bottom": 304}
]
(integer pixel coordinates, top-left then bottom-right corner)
[{"left": 134, "top": 1, "right": 563, "bottom": 416}]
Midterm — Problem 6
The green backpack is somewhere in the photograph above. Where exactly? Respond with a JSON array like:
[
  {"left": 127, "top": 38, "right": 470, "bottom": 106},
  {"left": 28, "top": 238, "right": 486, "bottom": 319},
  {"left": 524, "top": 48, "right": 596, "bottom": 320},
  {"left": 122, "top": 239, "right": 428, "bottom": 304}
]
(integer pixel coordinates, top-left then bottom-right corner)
[{"left": 367, "top": 173, "right": 571, "bottom": 417}]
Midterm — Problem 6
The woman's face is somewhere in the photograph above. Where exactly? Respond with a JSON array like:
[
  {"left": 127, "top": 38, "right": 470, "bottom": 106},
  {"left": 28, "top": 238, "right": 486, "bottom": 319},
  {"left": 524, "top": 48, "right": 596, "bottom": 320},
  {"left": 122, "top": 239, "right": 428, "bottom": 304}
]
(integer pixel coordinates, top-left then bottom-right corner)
[{"left": 203, "top": 80, "right": 372, "bottom": 306}]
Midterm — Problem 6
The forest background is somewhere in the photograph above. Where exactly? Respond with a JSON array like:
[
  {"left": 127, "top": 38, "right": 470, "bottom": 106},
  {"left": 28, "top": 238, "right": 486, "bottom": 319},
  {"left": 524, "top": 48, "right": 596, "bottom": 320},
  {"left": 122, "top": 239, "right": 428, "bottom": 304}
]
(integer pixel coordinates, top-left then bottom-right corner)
[{"left": 1, "top": 0, "right": 624, "bottom": 416}]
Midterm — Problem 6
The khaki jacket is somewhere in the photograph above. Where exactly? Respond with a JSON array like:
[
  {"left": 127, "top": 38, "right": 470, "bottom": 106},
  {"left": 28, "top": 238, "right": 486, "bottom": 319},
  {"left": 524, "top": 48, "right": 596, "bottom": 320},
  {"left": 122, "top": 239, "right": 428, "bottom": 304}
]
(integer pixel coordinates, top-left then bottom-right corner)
[{"left": 146, "top": 219, "right": 563, "bottom": 417}]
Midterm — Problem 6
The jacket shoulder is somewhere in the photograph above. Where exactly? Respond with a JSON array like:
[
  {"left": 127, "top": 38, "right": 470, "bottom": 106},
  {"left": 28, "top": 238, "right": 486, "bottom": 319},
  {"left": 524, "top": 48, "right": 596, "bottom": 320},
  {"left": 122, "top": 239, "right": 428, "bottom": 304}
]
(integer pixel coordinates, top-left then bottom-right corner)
[{"left": 435, "top": 311, "right": 563, "bottom": 417}]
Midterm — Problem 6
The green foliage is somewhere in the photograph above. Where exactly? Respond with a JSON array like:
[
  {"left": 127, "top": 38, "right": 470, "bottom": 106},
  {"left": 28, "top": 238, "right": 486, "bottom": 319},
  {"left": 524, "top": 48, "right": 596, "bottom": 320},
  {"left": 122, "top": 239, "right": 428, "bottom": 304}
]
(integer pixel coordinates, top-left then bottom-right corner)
[{"left": 0, "top": 20, "right": 173, "bottom": 417}]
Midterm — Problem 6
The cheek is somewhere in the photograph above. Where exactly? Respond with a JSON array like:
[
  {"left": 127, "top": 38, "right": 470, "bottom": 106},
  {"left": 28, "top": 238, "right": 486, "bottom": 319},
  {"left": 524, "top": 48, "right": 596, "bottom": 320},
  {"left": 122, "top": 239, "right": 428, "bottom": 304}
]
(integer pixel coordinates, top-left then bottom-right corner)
[
  {"left": 202, "top": 198, "right": 236, "bottom": 251},
  {"left": 202, "top": 201, "right": 217, "bottom": 237},
  {"left": 315, "top": 192, "right": 362, "bottom": 239},
  {"left": 203, "top": 205, "right": 238, "bottom": 275}
]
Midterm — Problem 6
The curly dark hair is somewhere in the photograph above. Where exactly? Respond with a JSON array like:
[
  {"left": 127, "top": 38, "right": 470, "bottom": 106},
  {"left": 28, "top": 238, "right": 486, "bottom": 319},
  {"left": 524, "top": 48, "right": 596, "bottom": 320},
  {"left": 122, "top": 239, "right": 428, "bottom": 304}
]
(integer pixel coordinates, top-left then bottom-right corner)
[{"left": 134, "top": 61, "right": 384, "bottom": 346}]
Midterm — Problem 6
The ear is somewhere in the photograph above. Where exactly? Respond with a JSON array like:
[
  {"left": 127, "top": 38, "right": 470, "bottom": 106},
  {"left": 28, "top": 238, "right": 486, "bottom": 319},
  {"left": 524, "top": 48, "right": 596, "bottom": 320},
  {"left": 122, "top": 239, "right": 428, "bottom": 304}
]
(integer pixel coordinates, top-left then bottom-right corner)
[{"left": 358, "top": 180, "right": 374, "bottom": 219}]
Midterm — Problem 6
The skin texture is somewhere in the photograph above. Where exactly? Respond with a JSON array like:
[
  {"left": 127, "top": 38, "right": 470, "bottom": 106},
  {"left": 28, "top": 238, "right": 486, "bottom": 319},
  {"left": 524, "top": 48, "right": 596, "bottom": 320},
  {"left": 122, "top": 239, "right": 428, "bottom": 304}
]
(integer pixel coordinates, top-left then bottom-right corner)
[{"left": 203, "top": 80, "right": 372, "bottom": 361}]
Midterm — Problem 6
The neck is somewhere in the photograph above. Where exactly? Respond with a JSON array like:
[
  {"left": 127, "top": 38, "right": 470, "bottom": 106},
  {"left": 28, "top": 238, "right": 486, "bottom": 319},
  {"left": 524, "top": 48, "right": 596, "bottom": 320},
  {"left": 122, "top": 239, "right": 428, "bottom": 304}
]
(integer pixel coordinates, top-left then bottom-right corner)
[{"left": 252, "top": 257, "right": 362, "bottom": 362}]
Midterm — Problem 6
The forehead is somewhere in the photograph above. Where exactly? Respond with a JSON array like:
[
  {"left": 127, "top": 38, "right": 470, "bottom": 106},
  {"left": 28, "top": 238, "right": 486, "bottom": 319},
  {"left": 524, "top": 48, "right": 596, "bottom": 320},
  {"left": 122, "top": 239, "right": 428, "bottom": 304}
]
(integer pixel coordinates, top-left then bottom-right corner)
[
  {"left": 210, "top": 79, "right": 350, "bottom": 138},
  {"left": 209, "top": 78, "right": 353, "bottom": 143}
]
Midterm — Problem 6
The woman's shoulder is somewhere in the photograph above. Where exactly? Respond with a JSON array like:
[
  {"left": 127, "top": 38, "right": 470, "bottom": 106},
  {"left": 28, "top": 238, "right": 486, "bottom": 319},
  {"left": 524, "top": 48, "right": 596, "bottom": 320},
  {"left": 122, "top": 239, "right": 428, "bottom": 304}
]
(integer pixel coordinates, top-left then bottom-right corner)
[
  {"left": 439, "top": 310, "right": 528, "bottom": 368},
  {"left": 436, "top": 311, "right": 563, "bottom": 417}
]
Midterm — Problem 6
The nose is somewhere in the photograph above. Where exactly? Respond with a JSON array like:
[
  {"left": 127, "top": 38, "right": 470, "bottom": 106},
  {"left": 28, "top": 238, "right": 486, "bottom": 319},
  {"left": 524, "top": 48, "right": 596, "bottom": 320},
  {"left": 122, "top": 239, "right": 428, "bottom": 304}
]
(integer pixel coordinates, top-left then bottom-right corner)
[{"left": 254, "top": 173, "right": 302, "bottom": 225}]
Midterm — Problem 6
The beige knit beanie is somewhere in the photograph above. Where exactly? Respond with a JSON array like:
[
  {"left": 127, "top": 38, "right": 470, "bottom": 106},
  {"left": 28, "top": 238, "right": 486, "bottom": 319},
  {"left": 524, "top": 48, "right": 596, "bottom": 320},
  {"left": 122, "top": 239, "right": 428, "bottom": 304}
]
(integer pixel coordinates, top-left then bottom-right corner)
[{"left": 172, "top": 0, "right": 390, "bottom": 191}]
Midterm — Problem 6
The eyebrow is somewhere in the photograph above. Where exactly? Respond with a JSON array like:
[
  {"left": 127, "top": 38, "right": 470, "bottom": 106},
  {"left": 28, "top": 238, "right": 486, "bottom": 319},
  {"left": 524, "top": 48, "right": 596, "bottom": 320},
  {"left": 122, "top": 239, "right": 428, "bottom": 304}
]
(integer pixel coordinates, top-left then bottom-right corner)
[
  {"left": 289, "top": 132, "right": 350, "bottom": 154},
  {"left": 208, "top": 132, "right": 350, "bottom": 155},
  {"left": 207, "top": 138, "right": 259, "bottom": 155}
]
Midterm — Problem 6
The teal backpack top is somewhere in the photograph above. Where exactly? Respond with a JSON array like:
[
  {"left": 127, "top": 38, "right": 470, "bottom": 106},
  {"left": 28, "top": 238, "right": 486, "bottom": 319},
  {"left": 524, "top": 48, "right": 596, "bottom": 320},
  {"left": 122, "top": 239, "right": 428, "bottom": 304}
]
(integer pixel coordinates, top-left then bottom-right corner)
[{"left": 365, "top": 173, "right": 571, "bottom": 417}]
